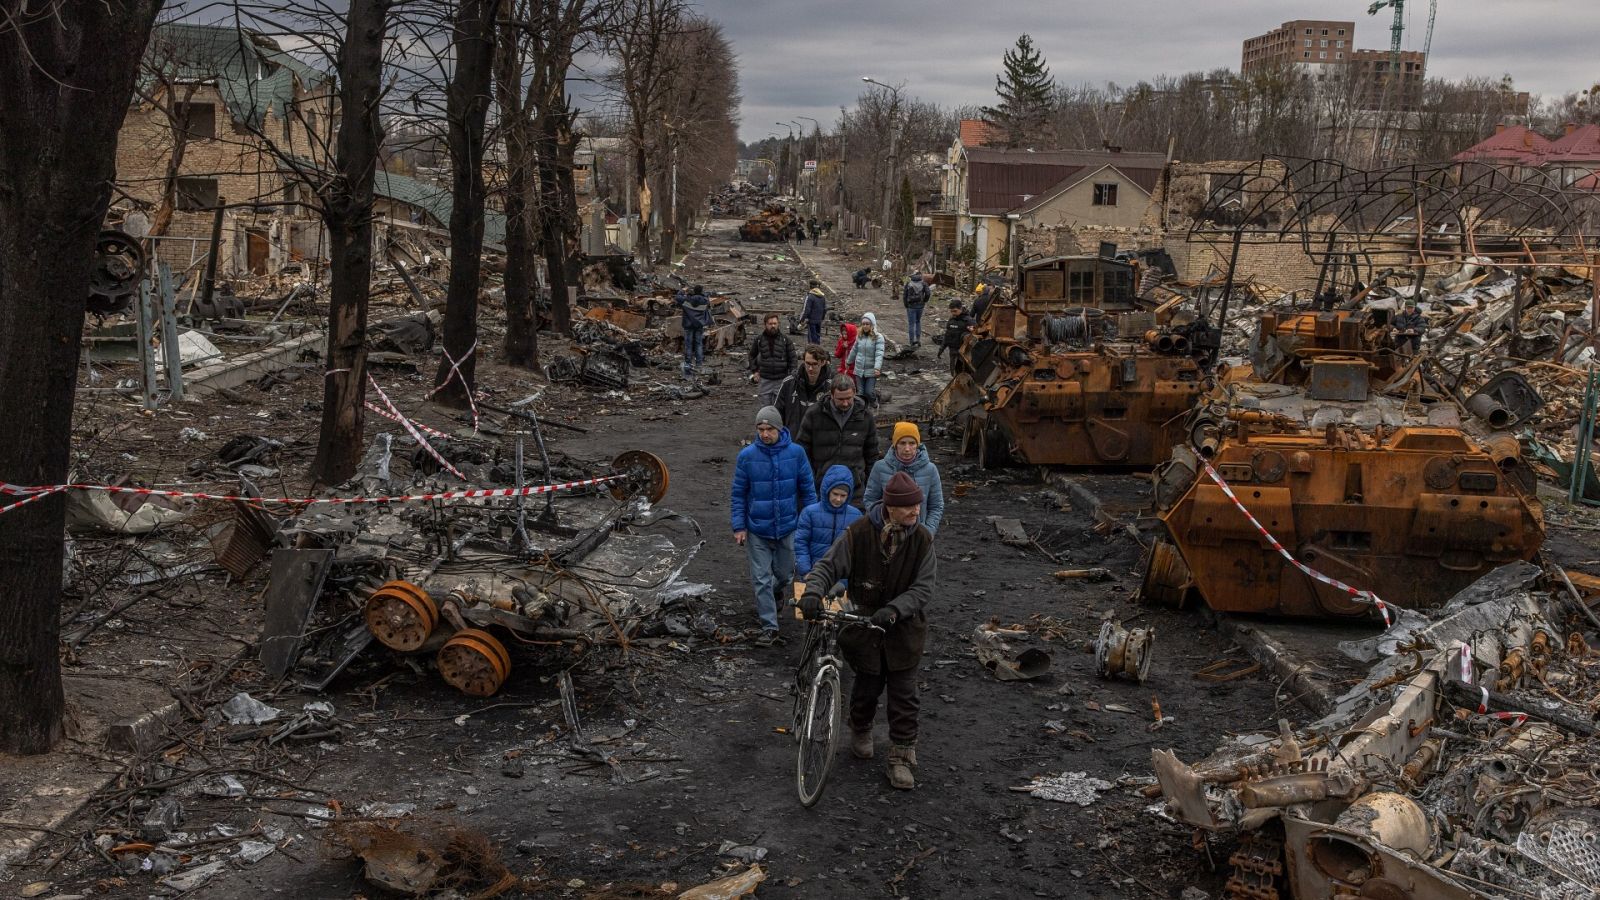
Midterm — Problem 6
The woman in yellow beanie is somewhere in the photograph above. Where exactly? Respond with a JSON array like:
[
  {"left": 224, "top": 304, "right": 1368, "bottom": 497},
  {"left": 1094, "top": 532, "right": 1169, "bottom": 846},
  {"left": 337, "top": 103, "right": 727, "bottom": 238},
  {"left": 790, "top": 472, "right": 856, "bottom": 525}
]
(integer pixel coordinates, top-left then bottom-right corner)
[{"left": 862, "top": 421, "right": 945, "bottom": 532}]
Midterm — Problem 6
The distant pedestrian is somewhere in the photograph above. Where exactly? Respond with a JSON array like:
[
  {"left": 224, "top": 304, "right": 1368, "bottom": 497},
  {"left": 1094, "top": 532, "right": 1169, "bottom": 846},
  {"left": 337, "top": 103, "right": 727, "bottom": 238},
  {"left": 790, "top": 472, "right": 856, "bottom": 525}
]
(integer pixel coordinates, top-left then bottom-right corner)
[
  {"left": 902, "top": 272, "right": 930, "bottom": 348},
  {"left": 674, "top": 283, "right": 712, "bottom": 377},
  {"left": 809, "top": 216, "right": 820, "bottom": 246},
  {"left": 795, "top": 464, "right": 864, "bottom": 585},
  {"left": 834, "top": 321, "right": 859, "bottom": 377},
  {"left": 776, "top": 345, "right": 832, "bottom": 431},
  {"left": 796, "top": 374, "right": 880, "bottom": 492},
  {"left": 847, "top": 313, "right": 886, "bottom": 409},
  {"left": 938, "top": 301, "right": 974, "bottom": 375},
  {"left": 971, "top": 283, "right": 994, "bottom": 323},
  {"left": 748, "top": 313, "right": 797, "bottom": 409},
  {"left": 864, "top": 422, "right": 945, "bottom": 533},
  {"left": 853, "top": 268, "right": 872, "bottom": 290},
  {"left": 802, "top": 279, "right": 828, "bottom": 344},
  {"left": 731, "top": 406, "right": 817, "bottom": 645}
]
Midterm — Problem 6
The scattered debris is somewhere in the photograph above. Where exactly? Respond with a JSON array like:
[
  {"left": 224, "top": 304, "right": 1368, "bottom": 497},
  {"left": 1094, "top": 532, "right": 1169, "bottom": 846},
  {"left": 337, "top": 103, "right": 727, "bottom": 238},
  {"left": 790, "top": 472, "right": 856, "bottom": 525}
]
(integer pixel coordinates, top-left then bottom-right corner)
[
  {"left": 1095, "top": 618, "right": 1154, "bottom": 683},
  {"left": 973, "top": 623, "right": 1052, "bottom": 681},
  {"left": 1014, "top": 771, "right": 1114, "bottom": 806},
  {"left": 677, "top": 865, "right": 766, "bottom": 900},
  {"left": 219, "top": 692, "right": 280, "bottom": 726}
]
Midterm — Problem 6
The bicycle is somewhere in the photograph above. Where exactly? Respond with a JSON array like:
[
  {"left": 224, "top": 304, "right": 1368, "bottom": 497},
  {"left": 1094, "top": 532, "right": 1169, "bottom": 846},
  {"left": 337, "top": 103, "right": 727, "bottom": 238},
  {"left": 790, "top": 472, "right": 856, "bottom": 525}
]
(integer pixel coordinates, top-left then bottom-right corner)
[{"left": 790, "top": 585, "right": 882, "bottom": 807}]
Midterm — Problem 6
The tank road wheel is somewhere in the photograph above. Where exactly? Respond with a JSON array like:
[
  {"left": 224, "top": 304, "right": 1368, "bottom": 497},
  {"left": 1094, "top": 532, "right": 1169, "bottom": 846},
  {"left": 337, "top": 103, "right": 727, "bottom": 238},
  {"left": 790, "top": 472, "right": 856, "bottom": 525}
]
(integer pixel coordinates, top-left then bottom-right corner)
[
  {"left": 610, "top": 450, "right": 670, "bottom": 504},
  {"left": 364, "top": 580, "right": 439, "bottom": 652},
  {"left": 1140, "top": 540, "right": 1193, "bottom": 609},
  {"left": 437, "top": 628, "right": 512, "bottom": 697},
  {"left": 978, "top": 422, "right": 1010, "bottom": 469}
]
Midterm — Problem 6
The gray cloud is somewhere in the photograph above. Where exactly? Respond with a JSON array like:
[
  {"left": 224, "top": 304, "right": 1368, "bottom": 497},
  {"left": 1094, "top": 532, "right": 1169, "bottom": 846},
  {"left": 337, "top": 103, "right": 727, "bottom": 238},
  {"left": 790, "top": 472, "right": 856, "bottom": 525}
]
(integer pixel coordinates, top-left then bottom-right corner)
[{"left": 702, "top": 0, "right": 1596, "bottom": 142}]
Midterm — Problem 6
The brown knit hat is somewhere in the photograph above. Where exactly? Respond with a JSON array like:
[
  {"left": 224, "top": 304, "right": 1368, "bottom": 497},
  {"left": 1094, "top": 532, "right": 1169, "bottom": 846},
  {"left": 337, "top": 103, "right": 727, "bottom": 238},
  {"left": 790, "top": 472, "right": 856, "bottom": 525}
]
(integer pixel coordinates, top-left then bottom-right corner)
[{"left": 882, "top": 471, "right": 923, "bottom": 508}]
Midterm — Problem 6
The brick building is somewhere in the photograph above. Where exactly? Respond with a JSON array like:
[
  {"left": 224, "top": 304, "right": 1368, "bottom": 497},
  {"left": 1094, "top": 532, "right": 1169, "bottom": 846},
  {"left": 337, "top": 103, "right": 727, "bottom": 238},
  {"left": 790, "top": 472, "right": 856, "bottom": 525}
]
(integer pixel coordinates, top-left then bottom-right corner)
[{"left": 1241, "top": 19, "right": 1355, "bottom": 75}]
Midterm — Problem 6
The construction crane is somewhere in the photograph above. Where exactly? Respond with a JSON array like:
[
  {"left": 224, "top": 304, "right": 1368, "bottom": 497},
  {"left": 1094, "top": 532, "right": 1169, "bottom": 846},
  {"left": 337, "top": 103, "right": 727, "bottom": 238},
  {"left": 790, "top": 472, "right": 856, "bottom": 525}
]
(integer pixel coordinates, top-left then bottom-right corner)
[{"left": 1367, "top": 0, "right": 1437, "bottom": 76}]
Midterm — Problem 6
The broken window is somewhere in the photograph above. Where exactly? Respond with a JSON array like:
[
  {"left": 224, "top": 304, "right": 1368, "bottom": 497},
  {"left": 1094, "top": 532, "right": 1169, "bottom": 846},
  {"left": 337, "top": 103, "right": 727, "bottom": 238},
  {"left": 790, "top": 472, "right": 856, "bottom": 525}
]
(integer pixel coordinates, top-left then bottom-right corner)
[
  {"left": 174, "top": 102, "right": 216, "bottom": 141},
  {"left": 1092, "top": 183, "right": 1118, "bottom": 207},
  {"left": 175, "top": 177, "right": 219, "bottom": 211}
]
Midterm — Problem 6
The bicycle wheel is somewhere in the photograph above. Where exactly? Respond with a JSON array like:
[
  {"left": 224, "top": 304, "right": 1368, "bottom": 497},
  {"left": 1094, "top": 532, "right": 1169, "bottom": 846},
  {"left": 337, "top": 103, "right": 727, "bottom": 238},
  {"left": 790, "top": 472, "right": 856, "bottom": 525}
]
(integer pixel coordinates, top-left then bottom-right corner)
[
  {"left": 795, "top": 662, "right": 842, "bottom": 807},
  {"left": 790, "top": 623, "right": 823, "bottom": 744}
]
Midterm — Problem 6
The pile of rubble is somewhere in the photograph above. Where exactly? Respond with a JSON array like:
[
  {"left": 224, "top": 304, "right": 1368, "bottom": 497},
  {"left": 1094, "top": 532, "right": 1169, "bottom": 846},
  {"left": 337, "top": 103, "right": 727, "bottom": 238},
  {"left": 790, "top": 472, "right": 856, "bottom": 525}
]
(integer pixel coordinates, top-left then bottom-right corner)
[{"left": 1152, "top": 561, "right": 1600, "bottom": 899}]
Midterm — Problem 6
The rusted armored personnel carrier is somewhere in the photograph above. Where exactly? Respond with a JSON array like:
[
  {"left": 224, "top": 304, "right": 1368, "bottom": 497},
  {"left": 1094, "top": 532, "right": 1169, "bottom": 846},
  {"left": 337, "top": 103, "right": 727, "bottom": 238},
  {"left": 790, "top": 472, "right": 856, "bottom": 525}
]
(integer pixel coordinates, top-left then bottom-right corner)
[
  {"left": 738, "top": 205, "right": 795, "bottom": 242},
  {"left": 1141, "top": 307, "right": 1545, "bottom": 618},
  {"left": 935, "top": 254, "right": 1211, "bottom": 467}
]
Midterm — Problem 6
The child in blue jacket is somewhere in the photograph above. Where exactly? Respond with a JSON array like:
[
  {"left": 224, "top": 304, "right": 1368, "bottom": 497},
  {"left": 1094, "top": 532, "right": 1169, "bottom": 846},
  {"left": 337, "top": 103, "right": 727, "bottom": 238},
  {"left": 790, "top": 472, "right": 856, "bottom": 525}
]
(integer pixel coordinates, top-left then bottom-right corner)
[{"left": 795, "top": 464, "right": 864, "bottom": 579}]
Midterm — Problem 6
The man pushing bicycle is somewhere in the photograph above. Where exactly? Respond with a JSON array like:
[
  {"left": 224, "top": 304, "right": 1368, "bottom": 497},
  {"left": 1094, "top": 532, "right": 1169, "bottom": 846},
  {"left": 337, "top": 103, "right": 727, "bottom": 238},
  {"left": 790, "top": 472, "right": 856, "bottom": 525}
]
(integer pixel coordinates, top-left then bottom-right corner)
[{"left": 798, "top": 471, "right": 936, "bottom": 790}]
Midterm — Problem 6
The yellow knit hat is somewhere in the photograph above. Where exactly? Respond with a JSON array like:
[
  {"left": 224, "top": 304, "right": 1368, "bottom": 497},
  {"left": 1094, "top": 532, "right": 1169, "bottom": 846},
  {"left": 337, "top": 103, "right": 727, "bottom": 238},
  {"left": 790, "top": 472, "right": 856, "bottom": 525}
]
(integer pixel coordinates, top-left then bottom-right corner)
[{"left": 891, "top": 422, "right": 921, "bottom": 445}]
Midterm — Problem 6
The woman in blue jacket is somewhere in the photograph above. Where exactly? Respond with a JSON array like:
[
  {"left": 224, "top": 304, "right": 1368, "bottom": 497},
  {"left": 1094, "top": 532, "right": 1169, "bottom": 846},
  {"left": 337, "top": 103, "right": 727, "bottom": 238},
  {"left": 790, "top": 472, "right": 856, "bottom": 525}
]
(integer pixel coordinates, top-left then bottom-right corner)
[
  {"left": 795, "top": 465, "right": 864, "bottom": 578},
  {"left": 863, "top": 421, "right": 944, "bottom": 532}
]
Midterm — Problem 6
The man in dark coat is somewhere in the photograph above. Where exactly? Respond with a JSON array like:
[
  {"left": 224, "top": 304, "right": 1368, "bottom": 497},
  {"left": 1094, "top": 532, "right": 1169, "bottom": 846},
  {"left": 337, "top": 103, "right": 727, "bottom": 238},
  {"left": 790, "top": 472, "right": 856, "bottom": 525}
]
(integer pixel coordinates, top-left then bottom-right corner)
[
  {"left": 801, "top": 280, "right": 828, "bottom": 343},
  {"left": 799, "top": 471, "right": 934, "bottom": 790},
  {"left": 937, "top": 301, "right": 974, "bottom": 375},
  {"left": 776, "top": 345, "right": 832, "bottom": 430},
  {"left": 796, "top": 374, "right": 879, "bottom": 492},
  {"left": 1392, "top": 300, "right": 1425, "bottom": 355},
  {"left": 902, "top": 272, "right": 930, "bottom": 348},
  {"left": 748, "top": 313, "right": 797, "bottom": 409},
  {"left": 674, "top": 284, "right": 712, "bottom": 376}
]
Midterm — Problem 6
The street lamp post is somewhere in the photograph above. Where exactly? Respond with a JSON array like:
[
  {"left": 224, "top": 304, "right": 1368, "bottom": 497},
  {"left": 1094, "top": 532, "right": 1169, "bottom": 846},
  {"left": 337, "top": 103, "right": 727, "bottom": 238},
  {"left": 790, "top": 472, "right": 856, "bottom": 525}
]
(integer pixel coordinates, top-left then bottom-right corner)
[
  {"left": 863, "top": 76, "right": 904, "bottom": 293},
  {"left": 797, "top": 116, "right": 820, "bottom": 216}
]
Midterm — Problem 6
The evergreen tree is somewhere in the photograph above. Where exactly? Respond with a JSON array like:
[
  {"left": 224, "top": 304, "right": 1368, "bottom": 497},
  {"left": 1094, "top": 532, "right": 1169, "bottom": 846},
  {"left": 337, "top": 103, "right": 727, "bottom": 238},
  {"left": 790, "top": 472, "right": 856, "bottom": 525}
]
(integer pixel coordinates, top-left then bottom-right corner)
[{"left": 982, "top": 34, "right": 1056, "bottom": 148}]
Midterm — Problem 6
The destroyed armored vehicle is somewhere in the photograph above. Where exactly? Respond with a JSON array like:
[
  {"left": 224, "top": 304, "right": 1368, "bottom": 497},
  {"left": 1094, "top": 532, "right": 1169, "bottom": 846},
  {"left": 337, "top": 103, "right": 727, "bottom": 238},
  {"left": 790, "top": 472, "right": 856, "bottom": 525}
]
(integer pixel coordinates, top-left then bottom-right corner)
[
  {"left": 738, "top": 205, "right": 797, "bottom": 242},
  {"left": 1141, "top": 307, "right": 1545, "bottom": 618},
  {"left": 934, "top": 254, "right": 1211, "bottom": 467}
]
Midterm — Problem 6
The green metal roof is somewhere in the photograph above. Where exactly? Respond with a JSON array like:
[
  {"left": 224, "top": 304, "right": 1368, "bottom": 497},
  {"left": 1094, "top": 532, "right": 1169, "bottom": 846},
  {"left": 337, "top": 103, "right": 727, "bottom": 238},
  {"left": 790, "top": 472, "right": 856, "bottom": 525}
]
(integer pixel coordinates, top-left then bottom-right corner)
[
  {"left": 374, "top": 170, "right": 507, "bottom": 247},
  {"left": 143, "top": 22, "right": 330, "bottom": 128}
]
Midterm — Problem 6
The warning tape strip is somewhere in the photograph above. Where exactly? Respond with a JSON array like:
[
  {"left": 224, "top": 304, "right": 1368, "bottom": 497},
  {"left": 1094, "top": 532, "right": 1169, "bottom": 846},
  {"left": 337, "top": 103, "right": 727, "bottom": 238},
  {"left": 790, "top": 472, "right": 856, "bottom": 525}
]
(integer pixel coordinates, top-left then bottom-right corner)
[
  {"left": 364, "top": 401, "right": 453, "bottom": 442},
  {"left": 0, "top": 475, "right": 622, "bottom": 515},
  {"left": 1199, "top": 458, "right": 1393, "bottom": 627},
  {"left": 426, "top": 340, "right": 481, "bottom": 432},
  {"left": 1469, "top": 684, "right": 1529, "bottom": 726},
  {"left": 368, "top": 374, "right": 466, "bottom": 480}
]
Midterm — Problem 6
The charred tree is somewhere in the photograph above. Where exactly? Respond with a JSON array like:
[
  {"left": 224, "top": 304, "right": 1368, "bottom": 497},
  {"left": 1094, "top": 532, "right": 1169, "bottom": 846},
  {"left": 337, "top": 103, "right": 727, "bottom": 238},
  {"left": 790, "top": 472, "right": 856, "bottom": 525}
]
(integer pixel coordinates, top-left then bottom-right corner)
[
  {"left": 309, "top": 0, "right": 393, "bottom": 485},
  {"left": 493, "top": 14, "right": 538, "bottom": 367},
  {"left": 434, "top": 0, "right": 499, "bottom": 408},
  {"left": 536, "top": 104, "right": 580, "bottom": 334},
  {"left": 0, "top": 0, "right": 164, "bottom": 754}
]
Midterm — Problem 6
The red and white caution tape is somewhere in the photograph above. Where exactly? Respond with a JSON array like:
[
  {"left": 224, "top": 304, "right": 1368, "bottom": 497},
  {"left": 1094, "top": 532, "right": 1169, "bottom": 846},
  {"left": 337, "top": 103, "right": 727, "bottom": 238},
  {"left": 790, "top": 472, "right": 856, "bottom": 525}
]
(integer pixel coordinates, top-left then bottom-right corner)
[
  {"left": 368, "top": 374, "right": 466, "bottom": 480},
  {"left": 426, "top": 340, "right": 481, "bottom": 432},
  {"left": 0, "top": 475, "right": 622, "bottom": 515},
  {"left": 364, "top": 401, "right": 453, "bottom": 442},
  {"left": 1200, "top": 458, "right": 1393, "bottom": 627}
]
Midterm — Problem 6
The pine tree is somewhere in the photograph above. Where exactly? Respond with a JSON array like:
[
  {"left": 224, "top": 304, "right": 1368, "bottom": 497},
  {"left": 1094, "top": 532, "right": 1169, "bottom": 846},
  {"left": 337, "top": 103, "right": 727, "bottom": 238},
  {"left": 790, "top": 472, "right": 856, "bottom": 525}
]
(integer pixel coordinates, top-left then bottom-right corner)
[{"left": 982, "top": 34, "right": 1056, "bottom": 148}]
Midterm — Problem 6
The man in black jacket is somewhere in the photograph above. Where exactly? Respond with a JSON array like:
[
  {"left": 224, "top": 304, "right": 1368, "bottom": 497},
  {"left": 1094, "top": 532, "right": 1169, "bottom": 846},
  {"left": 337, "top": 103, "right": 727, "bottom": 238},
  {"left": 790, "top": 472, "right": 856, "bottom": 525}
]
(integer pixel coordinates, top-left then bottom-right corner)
[
  {"left": 674, "top": 284, "right": 712, "bottom": 376},
  {"left": 748, "top": 313, "right": 796, "bottom": 409},
  {"left": 799, "top": 470, "right": 934, "bottom": 790},
  {"left": 801, "top": 280, "right": 828, "bottom": 344},
  {"left": 796, "top": 374, "right": 879, "bottom": 491},
  {"left": 937, "top": 300, "right": 974, "bottom": 375},
  {"left": 776, "top": 345, "right": 831, "bottom": 430}
]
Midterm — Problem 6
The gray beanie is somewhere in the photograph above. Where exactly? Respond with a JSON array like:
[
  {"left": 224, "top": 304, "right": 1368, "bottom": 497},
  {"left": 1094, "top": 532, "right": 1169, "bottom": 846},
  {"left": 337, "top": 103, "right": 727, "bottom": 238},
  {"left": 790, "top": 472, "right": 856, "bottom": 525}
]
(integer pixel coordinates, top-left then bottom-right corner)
[{"left": 755, "top": 406, "right": 782, "bottom": 428}]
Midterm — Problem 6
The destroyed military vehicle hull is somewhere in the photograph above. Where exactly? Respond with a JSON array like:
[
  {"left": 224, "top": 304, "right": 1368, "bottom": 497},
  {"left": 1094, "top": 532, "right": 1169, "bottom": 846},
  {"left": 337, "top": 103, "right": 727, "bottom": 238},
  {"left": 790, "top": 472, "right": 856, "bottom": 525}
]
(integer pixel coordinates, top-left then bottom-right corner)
[
  {"left": 1142, "top": 310, "right": 1544, "bottom": 618},
  {"left": 936, "top": 254, "right": 1209, "bottom": 468},
  {"left": 738, "top": 205, "right": 796, "bottom": 242}
]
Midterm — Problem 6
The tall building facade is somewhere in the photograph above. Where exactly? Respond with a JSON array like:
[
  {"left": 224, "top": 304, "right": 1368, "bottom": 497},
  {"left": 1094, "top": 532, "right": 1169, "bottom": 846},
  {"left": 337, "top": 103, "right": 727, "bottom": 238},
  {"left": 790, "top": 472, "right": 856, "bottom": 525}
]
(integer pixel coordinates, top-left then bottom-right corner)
[{"left": 1241, "top": 19, "right": 1355, "bottom": 75}]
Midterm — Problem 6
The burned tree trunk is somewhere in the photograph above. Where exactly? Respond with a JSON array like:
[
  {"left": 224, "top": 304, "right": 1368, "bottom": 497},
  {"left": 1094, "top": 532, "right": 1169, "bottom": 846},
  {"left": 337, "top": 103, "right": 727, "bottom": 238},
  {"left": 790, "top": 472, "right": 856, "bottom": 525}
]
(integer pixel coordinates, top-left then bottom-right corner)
[
  {"left": 536, "top": 109, "right": 578, "bottom": 336},
  {"left": 309, "top": 0, "right": 391, "bottom": 486},
  {"left": 434, "top": 0, "right": 498, "bottom": 407},
  {"left": 494, "top": 19, "right": 538, "bottom": 368},
  {"left": 0, "top": 0, "right": 164, "bottom": 754}
]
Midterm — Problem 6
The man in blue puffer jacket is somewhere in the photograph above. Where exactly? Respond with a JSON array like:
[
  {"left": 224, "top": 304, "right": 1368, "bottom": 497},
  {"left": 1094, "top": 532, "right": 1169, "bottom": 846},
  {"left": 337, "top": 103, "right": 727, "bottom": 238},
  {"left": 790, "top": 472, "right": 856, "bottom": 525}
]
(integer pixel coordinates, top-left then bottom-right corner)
[
  {"left": 795, "top": 465, "right": 864, "bottom": 581},
  {"left": 863, "top": 422, "right": 944, "bottom": 532},
  {"left": 731, "top": 405, "right": 817, "bottom": 645}
]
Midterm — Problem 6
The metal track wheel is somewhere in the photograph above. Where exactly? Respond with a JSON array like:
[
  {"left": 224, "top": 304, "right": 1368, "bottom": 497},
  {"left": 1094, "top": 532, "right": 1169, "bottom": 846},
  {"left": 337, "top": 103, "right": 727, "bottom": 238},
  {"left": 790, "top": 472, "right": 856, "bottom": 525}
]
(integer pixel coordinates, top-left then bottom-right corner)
[
  {"left": 364, "top": 580, "right": 439, "bottom": 651},
  {"left": 437, "top": 628, "right": 511, "bottom": 697},
  {"left": 610, "top": 449, "right": 670, "bottom": 503},
  {"left": 1140, "top": 540, "right": 1193, "bottom": 608}
]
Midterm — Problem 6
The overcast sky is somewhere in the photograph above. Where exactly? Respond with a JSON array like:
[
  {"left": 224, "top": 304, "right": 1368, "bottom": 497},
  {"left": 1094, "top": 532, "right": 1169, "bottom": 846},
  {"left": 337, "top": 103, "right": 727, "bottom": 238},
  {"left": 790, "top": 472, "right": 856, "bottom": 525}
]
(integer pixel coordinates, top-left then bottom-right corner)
[{"left": 703, "top": 0, "right": 1597, "bottom": 143}]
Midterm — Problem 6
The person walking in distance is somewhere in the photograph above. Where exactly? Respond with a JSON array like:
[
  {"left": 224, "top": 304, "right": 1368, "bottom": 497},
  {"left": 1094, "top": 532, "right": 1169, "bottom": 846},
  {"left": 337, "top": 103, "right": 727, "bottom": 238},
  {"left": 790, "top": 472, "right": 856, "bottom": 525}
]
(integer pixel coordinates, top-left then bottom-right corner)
[
  {"left": 674, "top": 283, "right": 711, "bottom": 377},
  {"left": 864, "top": 422, "right": 945, "bottom": 533},
  {"left": 937, "top": 301, "right": 974, "bottom": 376},
  {"left": 902, "top": 272, "right": 931, "bottom": 349},
  {"left": 776, "top": 345, "right": 832, "bottom": 431},
  {"left": 748, "top": 313, "right": 796, "bottom": 410},
  {"left": 731, "top": 406, "right": 816, "bottom": 645},
  {"left": 847, "top": 313, "right": 886, "bottom": 409},
  {"left": 801, "top": 279, "right": 828, "bottom": 344},
  {"left": 796, "top": 374, "right": 879, "bottom": 493},
  {"left": 799, "top": 471, "right": 935, "bottom": 789}
]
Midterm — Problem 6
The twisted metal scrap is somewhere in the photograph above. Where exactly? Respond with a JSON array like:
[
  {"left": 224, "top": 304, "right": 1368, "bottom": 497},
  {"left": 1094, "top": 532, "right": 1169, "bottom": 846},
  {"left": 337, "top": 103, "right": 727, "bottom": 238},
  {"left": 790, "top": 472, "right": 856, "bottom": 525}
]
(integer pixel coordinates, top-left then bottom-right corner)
[{"left": 1186, "top": 156, "right": 1598, "bottom": 266}]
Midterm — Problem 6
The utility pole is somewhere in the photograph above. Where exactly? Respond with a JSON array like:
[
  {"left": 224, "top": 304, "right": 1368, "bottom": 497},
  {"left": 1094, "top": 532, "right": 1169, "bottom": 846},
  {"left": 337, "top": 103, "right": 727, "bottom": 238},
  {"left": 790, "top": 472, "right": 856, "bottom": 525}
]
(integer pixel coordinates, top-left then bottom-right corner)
[{"left": 863, "top": 77, "right": 905, "bottom": 288}]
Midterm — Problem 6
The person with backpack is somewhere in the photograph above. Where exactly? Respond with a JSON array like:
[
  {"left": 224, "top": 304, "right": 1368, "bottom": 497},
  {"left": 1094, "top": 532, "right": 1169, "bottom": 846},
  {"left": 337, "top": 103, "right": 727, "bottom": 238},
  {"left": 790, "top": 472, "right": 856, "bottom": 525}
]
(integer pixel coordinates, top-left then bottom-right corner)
[
  {"left": 937, "top": 301, "right": 974, "bottom": 375},
  {"left": 846, "top": 313, "right": 886, "bottom": 409},
  {"left": 801, "top": 280, "right": 828, "bottom": 344},
  {"left": 674, "top": 284, "right": 712, "bottom": 377},
  {"left": 902, "top": 272, "right": 931, "bottom": 349}
]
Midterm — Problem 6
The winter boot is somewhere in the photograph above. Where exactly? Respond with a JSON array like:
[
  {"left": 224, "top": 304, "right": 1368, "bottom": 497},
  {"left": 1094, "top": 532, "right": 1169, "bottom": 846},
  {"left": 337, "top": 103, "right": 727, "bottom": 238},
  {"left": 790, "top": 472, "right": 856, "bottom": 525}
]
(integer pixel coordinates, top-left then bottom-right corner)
[
  {"left": 850, "top": 728, "right": 874, "bottom": 760},
  {"left": 886, "top": 743, "right": 917, "bottom": 790}
]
